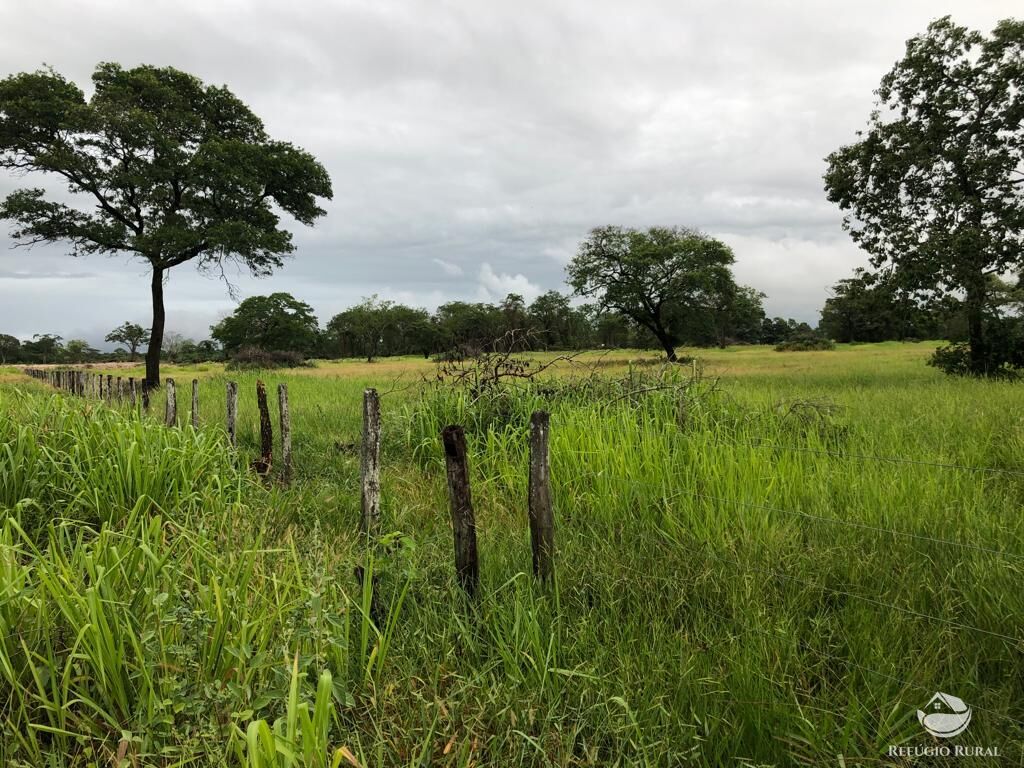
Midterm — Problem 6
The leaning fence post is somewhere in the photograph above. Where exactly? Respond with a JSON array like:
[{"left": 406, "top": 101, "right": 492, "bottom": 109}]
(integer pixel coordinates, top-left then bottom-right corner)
[
  {"left": 528, "top": 410, "right": 556, "bottom": 584},
  {"left": 361, "top": 388, "right": 381, "bottom": 536},
  {"left": 278, "top": 383, "right": 293, "bottom": 485},
  {"left": 441, "top": 425, "right": 479, "bottom": 598},
  {"left": 191, "top": 379, "right": 200, "bottom": 428},
  {"left": 254, "top": 380, "right": 273, "bottom": 476},
  {"left": 226, "top": 381, "right": 238, "bottom": 447},
  {"left": 165, "top": 378, "right": 177, "bottom": 426}
]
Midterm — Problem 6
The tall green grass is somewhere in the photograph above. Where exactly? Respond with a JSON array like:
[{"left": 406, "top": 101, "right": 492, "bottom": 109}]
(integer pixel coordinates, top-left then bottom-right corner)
[{"left": 1, "top": 345, "right": 1022, "bottom": 765}]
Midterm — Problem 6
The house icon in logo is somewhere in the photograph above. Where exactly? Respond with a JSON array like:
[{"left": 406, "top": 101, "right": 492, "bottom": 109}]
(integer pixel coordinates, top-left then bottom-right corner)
[{"left": 917, "top": 692, "right": 972, "bottom": 738}]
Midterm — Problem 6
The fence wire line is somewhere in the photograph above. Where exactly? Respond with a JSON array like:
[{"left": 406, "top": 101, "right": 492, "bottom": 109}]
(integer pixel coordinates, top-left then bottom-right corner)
[
  {"left": 687, "top": 490, "right": 1024, "bottom": 564},
  {"left": 734, "top": 437, "right": 1024, "bottom": 478},
  {"left": 601, "top": 563, "right": 1024, "bottom": 732},
  {"left": 598, "top": 561, "right": 1024, "bottom": 733},
  {"left": 570, "top": 473, "right": 1024, "bottom": 566},
  {"left": 656, "top": 536, "right": 1022, "bottom": 647}
]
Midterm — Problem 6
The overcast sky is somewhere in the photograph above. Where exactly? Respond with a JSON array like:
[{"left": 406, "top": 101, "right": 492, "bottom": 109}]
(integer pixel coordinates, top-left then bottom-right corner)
[{"left": 0, "top": 0, "right": 1018, "bottom": 345}]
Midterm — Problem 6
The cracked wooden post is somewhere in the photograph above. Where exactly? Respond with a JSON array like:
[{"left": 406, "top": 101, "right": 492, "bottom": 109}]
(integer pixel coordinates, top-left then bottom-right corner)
[
  {"left": 98, "top": 373, "right": 104, "bottom": 401},
  {"left": 128, "top": 377, "right": 136, "bottom": 408},
  {"left": 528, "top": 410, "right": 556, "bottom": 584},
  {"left": 116, "top": 376, "right": 123, "bottom": 401},
  {"left": 165, "top": 378, "right": 177, "bottom": 426},
  {"left": 278, "top": 383, "right": 292, "bottom": 485},
  {"left": 191, "top": 379, "right": 199, "bottom": 428},
  {"left": 441, "top": 425, "right": 479, "bottom": 598},
  {"left": 106, "top": 375, "right": 113, "bottom": 405},
  {"left": 360, "top": 388, "right": 381, "bottom": 536},
  {"left": 141, "top": 384, "right": 150, "bottom": 413},
  {"left": 254, "top": 380, "right": 273, "bottom": 476},
  {"left": 226, "top": 381, "right": 238, "bottom": 448}
]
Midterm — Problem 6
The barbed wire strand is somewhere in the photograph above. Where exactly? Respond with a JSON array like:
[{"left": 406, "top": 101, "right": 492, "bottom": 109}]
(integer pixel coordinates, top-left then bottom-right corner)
[
  {"left": 566, "top": 474, "right": 1024, "bottom": 565},
  {"left": 600, "top": 560, "right": 1024, "bottom": 731},
  {"left": 661, "top": 537, "right": 1022, "bottom": 646},
  {"left": 733, "top": 437, "right": 1024, "bottom": 478}
]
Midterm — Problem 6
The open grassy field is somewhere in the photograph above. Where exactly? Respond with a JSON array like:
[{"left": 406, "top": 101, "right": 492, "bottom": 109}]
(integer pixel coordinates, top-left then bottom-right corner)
[{"left": 1, "top": 342, "right": 1022, "bottom": 766}]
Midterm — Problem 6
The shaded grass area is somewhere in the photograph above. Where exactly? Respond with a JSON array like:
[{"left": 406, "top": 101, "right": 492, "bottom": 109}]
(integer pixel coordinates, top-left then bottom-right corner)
[{"left": 1, "top": 342, "right": 1023, "bottom": 766}]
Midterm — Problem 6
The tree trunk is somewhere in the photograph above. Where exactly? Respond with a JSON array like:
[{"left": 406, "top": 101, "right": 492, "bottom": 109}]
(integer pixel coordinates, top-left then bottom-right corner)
[
  {"left": 965, "top": 278, "right": 987, "bottom": 376},
  {"left": 656, "top": 331, "right": 678, "bottom": 362},
  {"left": 145, "top": 267, "right": 165, "bottom": 389}
]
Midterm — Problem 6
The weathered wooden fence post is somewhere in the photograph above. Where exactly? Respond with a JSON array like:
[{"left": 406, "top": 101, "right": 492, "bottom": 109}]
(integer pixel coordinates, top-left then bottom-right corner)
[
  {"left": 226, "top": 381, "right": 238, "bottom": 447},
  {"left": 361, "top": 388, "right": 381, "bottom": 536},
  {"left": 528, "top": 410, "right": 556, "bottom": 584},
  {"left": 128, "top": 377, "right": 136, "bottom": 408},
  {"left": 441, "top": 425, "right": 479, "bottom": 598},
  {"left": 278, "top": 383, "right": 292, "bottom": 485},
  {"left": 191, "top": 379, "right": 200, "bottom": 428},
  {"left": 254, "top": 380, "right": 273, "bottom": 476},
  {"left": 141, "top": 385, "right": 150, "bottom": 413},
  {"left": 165, "top": 378, "right": 177, "bottom": 426},
  {"left": 106, "top": 375, "right": 113, "bottom": 405},
  {"left": 116, "top": 376, "right": 124, "bottom": 401}
]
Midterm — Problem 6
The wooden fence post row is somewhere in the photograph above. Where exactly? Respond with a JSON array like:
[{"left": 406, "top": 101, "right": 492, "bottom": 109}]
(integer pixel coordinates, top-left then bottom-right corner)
[
  {"left": 441, "top": 424, "right": 480, "bottom": 598},
  {"left": 226, "top": 381, "right": 238, "bottom": 447},
  {"left": 436, "top": 411, "right": 556, "bottom": 598},
  {"left": 528, "top": 410, "right": 555, "bottom": 584},
  {"left": 254, "top": 380, "right": 273, "bottom": 476},
  {"left": 278, "top": 384, "right": 292, "bottom": 486},
  {"left": 361, "top": 388, "right": 382, "bottom": 536},
  {"left": 165, "top": 378, "right": 177, "bottom": 427}
]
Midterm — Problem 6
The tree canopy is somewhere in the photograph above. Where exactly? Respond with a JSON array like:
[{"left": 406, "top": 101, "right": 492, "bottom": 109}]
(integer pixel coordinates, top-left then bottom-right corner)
[
  {"left": 210, "top": 292, "right": 321, "bottom": 355},
  {"left": 0, "top": 63, "right": 332, "bottom": 385},
  {"left": 105, "top": 322, "right": 150, "bottom": 360},
  {"left": 824, "top": 16, "right": 1024, "bottom": 375},
  {"left": 567, "top": 226, "right": 739, "bottom": 360}
]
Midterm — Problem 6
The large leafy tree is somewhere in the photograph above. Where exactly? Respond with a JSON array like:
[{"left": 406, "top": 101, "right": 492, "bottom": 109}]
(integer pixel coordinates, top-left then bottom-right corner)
[
  {"left": 104, "top": 321, "right": 150, "bottom": 360},
  {"left": 824, "top": 17, "right": 1024, "bottom": 375},
  {"left": 567, "top": 226, "right": 737, "bottom": 361},
  {"left": 20, "top": 333, "right": 62, "bottom": 363},
  {"left": 0, "top": 334, "right": 19, "bottom": 364},
  {"left": 210, "top": 292, "right": 320, "bottom": 355},
  {"left": 326, "top": 296, "right": 396, "bottom": 362},
  {"left": 0, "top": 63, "right": 332, "bottom": 387}
]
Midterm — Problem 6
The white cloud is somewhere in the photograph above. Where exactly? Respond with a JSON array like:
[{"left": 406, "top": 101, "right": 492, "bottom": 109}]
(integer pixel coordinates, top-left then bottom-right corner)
[
  {"left": 477, "top": 263, "right": 542, "bottom": 303},
  {"left": 431, "top": 258, "right": 464, "bottom": 276}
]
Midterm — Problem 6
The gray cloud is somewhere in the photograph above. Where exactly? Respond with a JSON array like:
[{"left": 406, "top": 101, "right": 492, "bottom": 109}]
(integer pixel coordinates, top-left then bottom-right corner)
[
  {"left": 0, "top": 269, "right": 96, "bottom": 280},
  {"left": 1, "top": 0, "right": 1018, "bottom": 346}
]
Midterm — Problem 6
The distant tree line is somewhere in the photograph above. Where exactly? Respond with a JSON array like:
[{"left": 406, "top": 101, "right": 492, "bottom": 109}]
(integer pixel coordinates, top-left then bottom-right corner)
[
  {"left": 0, "top": 328, "right": 221, "bottom": 366},
  {"left": 818, "top": 267, "right": 1024, "bottom": 360}
]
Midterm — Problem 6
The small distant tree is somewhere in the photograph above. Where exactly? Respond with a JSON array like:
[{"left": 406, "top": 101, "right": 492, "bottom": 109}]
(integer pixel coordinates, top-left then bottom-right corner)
[
  {"left": 326, "top": 296, "right": 395, "bottom": 362},
  {"left": 0, "top": 63, "right": 332, "bottom": 387},
  {"left": 64, "top": 339, "right": 99, "bottom": 362},
  {"left": 105, "top": 322, "right": 150, "bottom": 361},
  {"left": 0, "top": 334, "right": 19, "bottom": 364},
  {"left": 568, "top": 226, "right": 736, "bottom": 361},
  {"left": 434, "top": 301, "right": 504, "bottom": 354},
  {"left": 211, "top": 293, "right": 321, "bottom": 356},
  {"left": 824, "top": 17, "right": 1024, "bottom": 375},
  {"left": 21, "top": 334, "right": 63, "bottom": 363}
]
